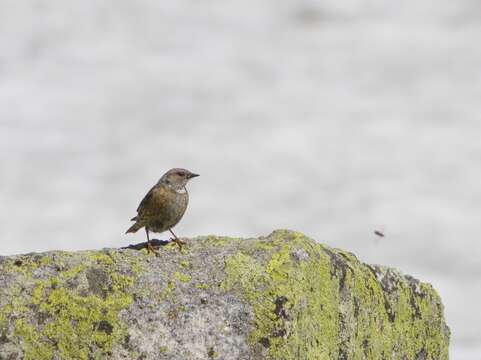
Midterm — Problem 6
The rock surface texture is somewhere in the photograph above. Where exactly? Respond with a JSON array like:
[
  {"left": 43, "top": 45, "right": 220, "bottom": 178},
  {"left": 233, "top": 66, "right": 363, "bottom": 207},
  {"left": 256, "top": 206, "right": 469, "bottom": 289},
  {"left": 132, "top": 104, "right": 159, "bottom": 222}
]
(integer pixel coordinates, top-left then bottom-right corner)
[{"left": 0, "top": 230, "right": 449, "bottom": 359}]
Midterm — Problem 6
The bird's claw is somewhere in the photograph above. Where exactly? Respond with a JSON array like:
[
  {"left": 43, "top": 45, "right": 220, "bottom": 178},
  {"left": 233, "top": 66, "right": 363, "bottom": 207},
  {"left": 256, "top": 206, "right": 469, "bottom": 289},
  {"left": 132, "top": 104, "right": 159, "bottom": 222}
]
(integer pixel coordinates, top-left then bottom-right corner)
[
  {"left": 146, "top": 242, "right": 160, "bottom": 255},
  {"left": 170, "top": 237, "right": 186, "bottom": 251}
]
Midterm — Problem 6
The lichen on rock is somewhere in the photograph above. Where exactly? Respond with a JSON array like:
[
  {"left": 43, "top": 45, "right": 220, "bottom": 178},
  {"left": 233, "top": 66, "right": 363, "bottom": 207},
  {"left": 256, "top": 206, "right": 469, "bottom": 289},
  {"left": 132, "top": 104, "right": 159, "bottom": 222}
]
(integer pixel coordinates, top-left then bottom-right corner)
[
  {"left": 0, "top": 251, "right": 143, "bottom": 360},
  {"left": 0, "top": 230, "right": 449, "bottom": 359}
]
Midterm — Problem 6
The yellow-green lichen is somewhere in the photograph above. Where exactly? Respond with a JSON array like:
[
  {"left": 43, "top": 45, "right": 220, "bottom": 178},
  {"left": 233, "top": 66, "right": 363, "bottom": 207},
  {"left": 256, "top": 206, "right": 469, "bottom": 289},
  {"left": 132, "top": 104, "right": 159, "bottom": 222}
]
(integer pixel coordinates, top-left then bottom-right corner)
[
  {"left": 195, "top": 283, "right": 210, "bottom": 290},
  {"left": 334, "top": 259, "right": 449, "bottom": 360},
  {"left": 204, "top": 235, "right": 232, "bottom": 247},
  {"left": 14, "top": 319, "right": 54, "bottom": 360},
  {"left": 173, "top": 272, "right": 191, "bottom": 283},
  {"left": 221, "top": 230, "right": 449, "bottom": 360},
  {"left": 0, "top": 250, "right": 145, "bottom": 360},
  {"left": 222, "top": 232, "right": 340, "bottom": 359},
  {"left": 159, "top": 280, "right": 176, "bottom": 300}
]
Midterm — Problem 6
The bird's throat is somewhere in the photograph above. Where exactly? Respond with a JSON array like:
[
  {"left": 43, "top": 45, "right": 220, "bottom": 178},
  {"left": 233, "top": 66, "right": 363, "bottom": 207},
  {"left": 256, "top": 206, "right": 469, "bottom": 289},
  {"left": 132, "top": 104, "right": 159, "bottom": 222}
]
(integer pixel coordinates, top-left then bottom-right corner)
[{"left": 174, "top": 186, "right": 187, "bottom": 194}]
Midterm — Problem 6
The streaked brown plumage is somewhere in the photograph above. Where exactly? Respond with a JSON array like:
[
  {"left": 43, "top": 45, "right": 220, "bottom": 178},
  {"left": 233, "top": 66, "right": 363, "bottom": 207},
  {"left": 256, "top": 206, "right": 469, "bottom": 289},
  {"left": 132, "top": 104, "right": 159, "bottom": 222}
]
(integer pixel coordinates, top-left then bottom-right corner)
[{"left": 126, "top": 168, "right": 199, "bottom": 252}]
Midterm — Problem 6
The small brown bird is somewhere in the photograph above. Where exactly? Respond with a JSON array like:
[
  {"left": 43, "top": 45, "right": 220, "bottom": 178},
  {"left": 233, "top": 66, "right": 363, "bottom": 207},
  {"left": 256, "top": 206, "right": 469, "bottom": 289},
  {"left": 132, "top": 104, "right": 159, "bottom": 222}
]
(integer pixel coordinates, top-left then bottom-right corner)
[{"left": 126, "top": 168, "right": 199, "bottom": 253}]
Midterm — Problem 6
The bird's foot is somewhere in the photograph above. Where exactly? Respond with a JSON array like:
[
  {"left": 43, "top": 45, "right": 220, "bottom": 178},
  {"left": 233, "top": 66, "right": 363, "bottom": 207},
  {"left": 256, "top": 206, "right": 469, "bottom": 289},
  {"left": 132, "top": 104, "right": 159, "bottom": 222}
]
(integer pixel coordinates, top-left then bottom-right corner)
[
  {"left": 170, "top": 237, "right": 186, "bottom": 251},
  {"left": 146, "top": 242, "right": 160, "bottom": 255}
]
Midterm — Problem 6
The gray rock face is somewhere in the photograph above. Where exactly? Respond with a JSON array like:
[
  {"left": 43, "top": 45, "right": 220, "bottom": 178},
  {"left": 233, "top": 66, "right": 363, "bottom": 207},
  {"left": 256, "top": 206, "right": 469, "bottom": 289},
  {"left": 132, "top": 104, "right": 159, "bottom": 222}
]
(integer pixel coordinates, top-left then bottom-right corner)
[{"left": 0, "top": 230, "right": 449, "bottom": 359}]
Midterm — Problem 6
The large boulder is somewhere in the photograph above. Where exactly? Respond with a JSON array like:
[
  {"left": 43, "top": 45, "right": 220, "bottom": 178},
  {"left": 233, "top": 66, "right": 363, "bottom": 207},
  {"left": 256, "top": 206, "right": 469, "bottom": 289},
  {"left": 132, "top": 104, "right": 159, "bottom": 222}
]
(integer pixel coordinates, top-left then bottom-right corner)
[{"left": 0, "top": 230, "right": 449, "bottom": 359}]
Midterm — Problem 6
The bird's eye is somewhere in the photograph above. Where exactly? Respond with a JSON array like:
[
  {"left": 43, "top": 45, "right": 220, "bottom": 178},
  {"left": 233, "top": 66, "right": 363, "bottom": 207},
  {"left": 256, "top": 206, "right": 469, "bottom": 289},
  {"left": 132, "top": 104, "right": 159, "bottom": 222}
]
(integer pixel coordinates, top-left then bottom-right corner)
[{"left": 176, "top": 171, "right": 184, "bottom": 176}]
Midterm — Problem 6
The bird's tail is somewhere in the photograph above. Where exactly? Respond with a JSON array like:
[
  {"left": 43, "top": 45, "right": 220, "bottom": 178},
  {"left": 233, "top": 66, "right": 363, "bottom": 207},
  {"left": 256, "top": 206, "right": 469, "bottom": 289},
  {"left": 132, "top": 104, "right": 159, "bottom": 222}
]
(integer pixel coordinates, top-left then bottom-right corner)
[{"left": 125, "top": 221, "right": 143, "bottom": 234}]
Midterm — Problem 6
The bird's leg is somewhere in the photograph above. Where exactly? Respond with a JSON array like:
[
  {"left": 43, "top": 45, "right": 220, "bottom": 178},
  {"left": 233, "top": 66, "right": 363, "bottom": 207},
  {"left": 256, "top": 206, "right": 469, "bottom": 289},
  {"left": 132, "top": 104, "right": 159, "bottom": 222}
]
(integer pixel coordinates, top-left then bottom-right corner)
[
  {"left": 169, "top": 229, "right": 186, "bottom": 250},
  {"left": 145, "top": 227, "right": 159, "bottom": 254}
]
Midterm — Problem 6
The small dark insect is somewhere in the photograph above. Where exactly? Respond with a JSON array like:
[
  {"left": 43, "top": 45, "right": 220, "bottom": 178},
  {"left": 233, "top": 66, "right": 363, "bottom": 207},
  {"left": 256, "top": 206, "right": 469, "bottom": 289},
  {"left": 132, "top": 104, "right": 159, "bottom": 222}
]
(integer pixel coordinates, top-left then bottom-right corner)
[{"left": 374, "top": 230, "right": 385, "bottom": 237}]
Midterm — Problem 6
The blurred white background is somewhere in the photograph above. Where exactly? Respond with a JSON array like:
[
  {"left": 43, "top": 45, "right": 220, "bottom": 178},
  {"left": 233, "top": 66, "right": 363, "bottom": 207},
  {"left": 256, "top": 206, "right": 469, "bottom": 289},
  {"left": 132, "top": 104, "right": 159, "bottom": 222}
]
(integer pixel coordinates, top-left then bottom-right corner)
[{"left": 1, "top": 0, "right": 480, "bottom": 357}]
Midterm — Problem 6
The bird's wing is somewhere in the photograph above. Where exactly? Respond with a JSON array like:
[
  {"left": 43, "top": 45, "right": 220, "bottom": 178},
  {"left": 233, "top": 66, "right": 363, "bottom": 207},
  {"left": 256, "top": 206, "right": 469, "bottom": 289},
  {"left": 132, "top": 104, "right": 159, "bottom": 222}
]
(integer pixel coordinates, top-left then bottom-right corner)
[
  {"left": 136, "top": 185, "right": 171, "bottom": 218},
  {"left": 136, "top": 186, "right": 155, "bottom": 213}
]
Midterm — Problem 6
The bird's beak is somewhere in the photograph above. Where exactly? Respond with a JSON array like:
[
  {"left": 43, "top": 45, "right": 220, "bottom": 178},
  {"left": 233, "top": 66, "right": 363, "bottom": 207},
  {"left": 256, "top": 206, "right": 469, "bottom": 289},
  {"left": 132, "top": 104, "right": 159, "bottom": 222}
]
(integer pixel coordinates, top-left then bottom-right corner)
[{"left": 189, "top": 173, "right": 200, "bottom": 178}]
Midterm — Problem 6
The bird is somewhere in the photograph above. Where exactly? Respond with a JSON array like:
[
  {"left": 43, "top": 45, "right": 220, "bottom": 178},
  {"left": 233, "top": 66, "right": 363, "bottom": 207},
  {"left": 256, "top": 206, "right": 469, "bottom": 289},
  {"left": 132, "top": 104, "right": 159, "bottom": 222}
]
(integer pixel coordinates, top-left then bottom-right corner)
[{"left": 126, "top": 168, "right": 199, "bottom": 253}]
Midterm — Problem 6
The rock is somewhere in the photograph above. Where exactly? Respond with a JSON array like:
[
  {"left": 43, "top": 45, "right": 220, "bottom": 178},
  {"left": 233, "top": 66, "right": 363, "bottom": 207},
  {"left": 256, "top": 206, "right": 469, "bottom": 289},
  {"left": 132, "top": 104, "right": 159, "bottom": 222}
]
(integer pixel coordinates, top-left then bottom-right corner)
[{"left": 0, "top": 230, "right": 449, "bottom": 360}]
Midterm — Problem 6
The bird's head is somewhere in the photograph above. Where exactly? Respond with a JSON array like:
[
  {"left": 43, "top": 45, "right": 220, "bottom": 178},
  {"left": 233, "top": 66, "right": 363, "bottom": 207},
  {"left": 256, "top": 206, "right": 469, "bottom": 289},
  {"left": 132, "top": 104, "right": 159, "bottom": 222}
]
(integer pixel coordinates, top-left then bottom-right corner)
[{"left": 159, "top": 168, "right": 199, "bottom": 189}]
